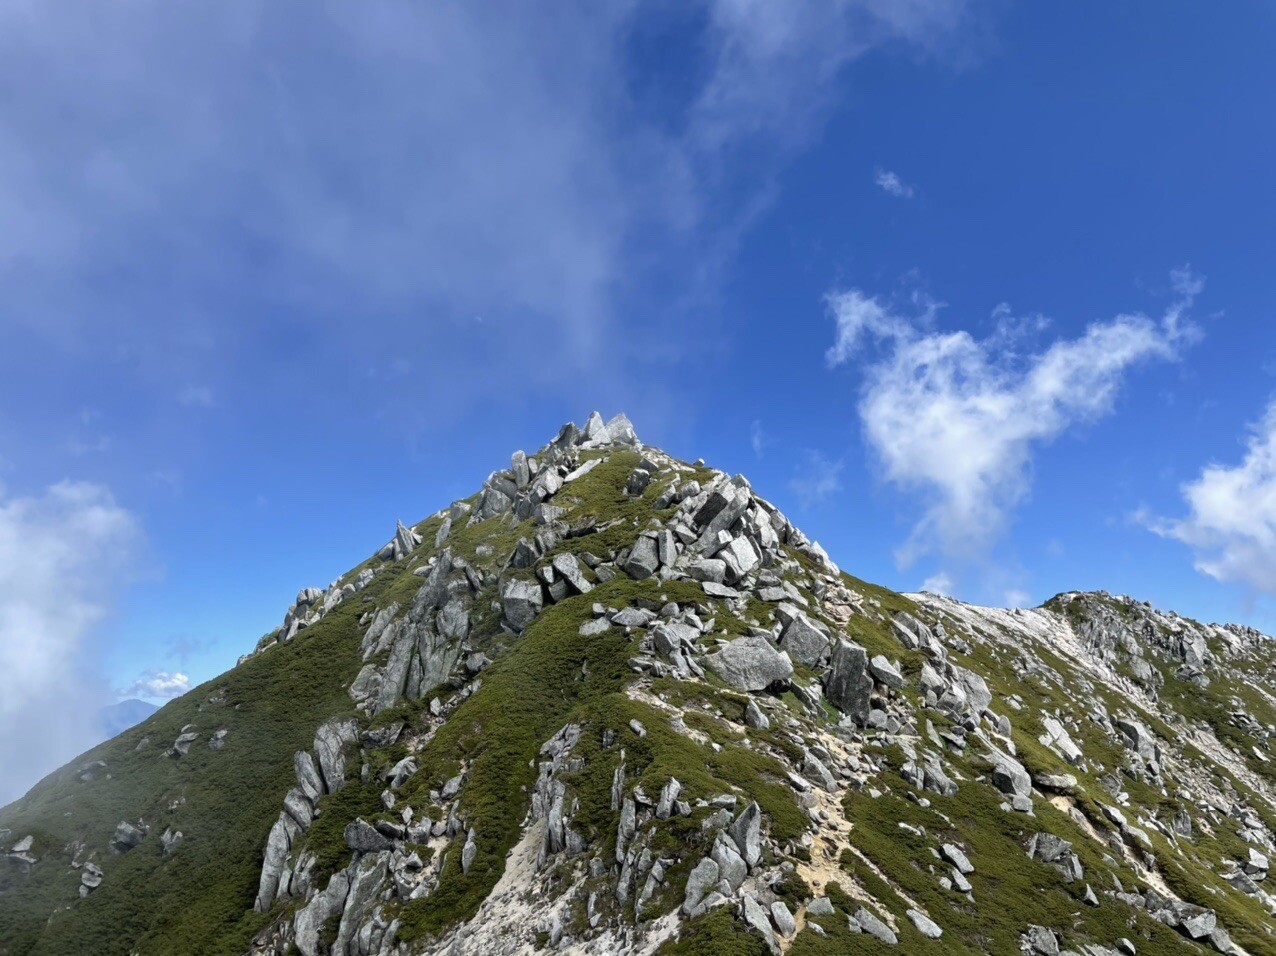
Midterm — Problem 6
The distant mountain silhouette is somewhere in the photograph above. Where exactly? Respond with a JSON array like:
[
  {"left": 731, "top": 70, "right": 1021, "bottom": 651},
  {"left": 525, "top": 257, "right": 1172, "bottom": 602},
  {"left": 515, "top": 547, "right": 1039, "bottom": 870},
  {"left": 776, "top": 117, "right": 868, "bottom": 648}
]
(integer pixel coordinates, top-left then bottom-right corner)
[{"left": 98, "top": 699, "right": 159, "bottom": 738}]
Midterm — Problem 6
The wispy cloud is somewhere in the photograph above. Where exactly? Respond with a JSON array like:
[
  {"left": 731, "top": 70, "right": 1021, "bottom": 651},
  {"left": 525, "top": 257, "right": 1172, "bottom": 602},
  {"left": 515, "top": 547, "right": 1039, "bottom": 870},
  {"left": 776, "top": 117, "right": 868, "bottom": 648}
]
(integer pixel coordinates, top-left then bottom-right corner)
[
  {"left": 0, "top": 480, "right": 138, "bottom": 803},
  {"left": 790, "top": 450, "right": 843, "bottom": 507},
  {"left": 66, "top": 433, "right": 112, "bottom": 456},
  {"left": 827, "top": 271, "right": 1202, "bottom": 564},
  {"left": 750, "top": 419, "right": 769, "bottom": 457},
  {"left": 920, "top": 571, "right": 954, "bottom": 595},
  {"left": 874, "top": 167, "right": 915, "bottom": 199},
  {"left": 119, "top": 669, "right": 190, "bottom": 700},
  {"left": 1003, "top": 588, "right": 1030, "bottom": 608},
  {"left": 0, "top": 1, "right": 979, "bottom": 435},
  {"left": 1145, "top": 399, "right": 1276, "bottom": 594}
]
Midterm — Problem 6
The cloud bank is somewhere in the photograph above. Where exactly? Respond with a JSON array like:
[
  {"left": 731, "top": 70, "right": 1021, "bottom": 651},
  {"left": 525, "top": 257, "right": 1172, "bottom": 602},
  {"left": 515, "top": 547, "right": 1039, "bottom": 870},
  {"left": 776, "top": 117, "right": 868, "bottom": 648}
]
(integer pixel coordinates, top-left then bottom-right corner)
[
  {"left": 827, "top": 272, "right": 1201, "bottom": 563},
  {"left": 0, "top": 481, "right": 138, "bottom": 804},
  {"left": 0, "top": 0, "right": 977, "bottom": 426},
  {"left": 1147, "top": 400, "right": 1276, "bottom": 594}
]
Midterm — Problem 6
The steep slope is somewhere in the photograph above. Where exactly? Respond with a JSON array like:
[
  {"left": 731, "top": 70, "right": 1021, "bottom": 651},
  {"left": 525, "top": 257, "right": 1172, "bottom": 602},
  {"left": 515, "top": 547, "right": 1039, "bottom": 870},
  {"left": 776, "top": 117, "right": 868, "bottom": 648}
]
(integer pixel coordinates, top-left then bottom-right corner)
[{"left": 2, "top": 414, "right": 1274, "bottom": 956}]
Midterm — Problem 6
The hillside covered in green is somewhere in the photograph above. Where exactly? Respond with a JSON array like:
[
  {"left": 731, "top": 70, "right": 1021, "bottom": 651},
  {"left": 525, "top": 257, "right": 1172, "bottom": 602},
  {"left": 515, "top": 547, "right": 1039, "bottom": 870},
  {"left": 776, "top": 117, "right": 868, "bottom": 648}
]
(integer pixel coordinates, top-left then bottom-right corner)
[{"left": 3, "top": 414, "right": 1275, "bottom": 956}]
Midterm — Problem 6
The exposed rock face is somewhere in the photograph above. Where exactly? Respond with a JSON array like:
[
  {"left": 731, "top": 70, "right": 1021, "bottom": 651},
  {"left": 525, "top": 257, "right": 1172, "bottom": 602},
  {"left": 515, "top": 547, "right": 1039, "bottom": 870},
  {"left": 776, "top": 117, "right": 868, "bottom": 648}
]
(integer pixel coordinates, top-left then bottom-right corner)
[{"left": 4, "top": 414, "right": 1276, "bottom": 956}]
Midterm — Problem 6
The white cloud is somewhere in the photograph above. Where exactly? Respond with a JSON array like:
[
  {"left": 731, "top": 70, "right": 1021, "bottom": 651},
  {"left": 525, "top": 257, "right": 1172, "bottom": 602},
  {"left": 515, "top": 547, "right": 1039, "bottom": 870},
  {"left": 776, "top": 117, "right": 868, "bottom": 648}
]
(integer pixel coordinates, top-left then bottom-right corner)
[
  {"left": 0, "top": 480, "right": 138, "bottom": 803},
  {"left": 120, "top": 669, "right": 190, "bottom": 699},
  {"left": 0, "top": 1, "right": 978, "bottom": 429},
  {"left": 1003, "top": 588, "right": 1031, "bottom": 608},
  {"left": 790, "top": 450, "right": 844, "bottom": 507},
  {"left": 1146, "top": 400, "right": 1276, "bottom": 594},
  {"left": 874, "top": 167, "right": 915, "bottom": 198},
  {"left": 920, "top": 571, "right": 954, "bottom": 595},
  {"left": 827, "top": 272, "right": 1201, "bottom": 563}
]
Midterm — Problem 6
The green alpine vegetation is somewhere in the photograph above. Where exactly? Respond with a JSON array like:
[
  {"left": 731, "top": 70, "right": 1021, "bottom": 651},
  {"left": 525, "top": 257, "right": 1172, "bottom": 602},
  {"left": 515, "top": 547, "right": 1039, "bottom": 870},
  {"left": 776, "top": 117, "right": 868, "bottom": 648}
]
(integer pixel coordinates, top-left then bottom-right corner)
[{"left": 3, "top": 413, "right": 1275, "bottom": 956}]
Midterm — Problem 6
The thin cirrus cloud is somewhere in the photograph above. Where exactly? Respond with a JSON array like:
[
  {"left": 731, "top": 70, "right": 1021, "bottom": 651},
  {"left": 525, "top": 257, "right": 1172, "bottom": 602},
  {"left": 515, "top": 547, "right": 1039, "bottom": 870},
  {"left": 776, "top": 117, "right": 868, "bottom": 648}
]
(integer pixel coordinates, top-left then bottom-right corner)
[
  {"left": 750, "top": 420, "right": 769, "bottom": 457},
  {"left": 789, "top": 450, "right": 844, "bottom": 508},
  {"left": 1145, "top": 399, "right": 1276, "bottom": 595},
  {"left": 826, "top": 270, "right": 1203, "bottom": 565}
]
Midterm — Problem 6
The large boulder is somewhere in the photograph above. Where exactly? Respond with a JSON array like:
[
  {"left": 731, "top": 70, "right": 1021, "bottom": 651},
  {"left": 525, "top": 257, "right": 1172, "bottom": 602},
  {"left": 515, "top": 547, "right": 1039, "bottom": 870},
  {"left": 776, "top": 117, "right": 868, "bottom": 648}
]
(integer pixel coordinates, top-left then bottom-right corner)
[
  {"left": 111, "top": 821, "right": 146, "bottom": 852},
  {"left": 344, "top": 818, "right": 395, "bottom": 853},
  {"left": 991, "top": 755, "right": 1033, "bottom": 799},
  {"left": 824, "top": 639, "right": 872, "bottom": 724},
  {"left": 728, "top": 801, "right": 763, "bottom": 868},
  {"left": 869, "top": 655, "right": 905, "bottom": 689},
  {"left": 254, "top": 814, "right": 298, "bottom": 911},
  {"left": 778, "top": 615, "right": 829, "bottom": 668},
  {"left": 682, "top": 857, "right": 720, "bottom": 915},
  {"left": 622, "top": 535, "right": 660, "bottom": 579},
  {"left": 501, "top": 579, "right": 543, "bottom": 632},
  {"left": 952, "top": 666, "right": 992, "bottom": 716},
  {"left": 855, "top": 907, "right": 898, "bottom": 945},
  {"left": 551, "top": 553, "right": 593, "bottom": 595},
  {"left": 706, "top": 637, "right": 793, "bottom": 692}
]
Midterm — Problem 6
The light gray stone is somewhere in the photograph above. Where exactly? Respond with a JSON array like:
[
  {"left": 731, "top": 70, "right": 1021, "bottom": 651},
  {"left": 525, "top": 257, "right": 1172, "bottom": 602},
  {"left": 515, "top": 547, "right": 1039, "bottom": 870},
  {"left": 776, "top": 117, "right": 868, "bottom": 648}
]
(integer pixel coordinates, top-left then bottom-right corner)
[
  {"left": 941, "top": 843, "right": 974, "bottom": 874},
  {"left": 501, "top": 579, "right": 543, "bottom": 632},
  {"left": 622, "top": 536, "right": 661, "bottom": 579},
  {"left": 991, "top": 755, "right": 1033, "bottom": 798},
  {"left": 314, "top": 718, "right": 358, "bottom": 794},
  {"left": 825, "top": 639, "right": 872, "bottom": 724},
  {"left": 869, "top": 655, "right": 905, "bottom": 690},
  {"left": 344, "top": 818, "right": 395, "bottom": 853},
  {"left": 683, "top": 857, "right": 720, "bottom": 915},
  {"left": 551, "top": 553, "right": 593, "bottom": 595},
  {"left": 744, "top": 699, "right": 770, "bottom": 730},
  {"left": 779, "top": 615, "right": 829, "bottom": 668},
  {"left": 728, "top": 801, "right": 762, "bottom": 868},
  {"left": 907, "top": 909, "right": 943, "bottom": 938},
  {"left": 706, "top": 636, "right": 793, "bottom": 692},
  {"left": 771, "top": 901, "right": 796, "bottom": 937},
  {"left": 807, "top": 896, "right": 835, "bottom": 917},
  {"left": 295, "top": 751, "right": 325, "bottom": 801},
  {"left": 855, "top": 907, "right": 898, "bottom": 945}
]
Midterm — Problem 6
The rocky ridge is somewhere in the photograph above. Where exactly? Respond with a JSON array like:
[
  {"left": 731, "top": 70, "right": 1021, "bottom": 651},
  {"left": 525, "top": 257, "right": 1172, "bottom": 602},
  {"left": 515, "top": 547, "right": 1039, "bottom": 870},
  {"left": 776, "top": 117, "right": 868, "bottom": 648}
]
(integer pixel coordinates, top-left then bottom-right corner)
[{"left": 2, "top": 413, "right": 1275, "bottom": 956}]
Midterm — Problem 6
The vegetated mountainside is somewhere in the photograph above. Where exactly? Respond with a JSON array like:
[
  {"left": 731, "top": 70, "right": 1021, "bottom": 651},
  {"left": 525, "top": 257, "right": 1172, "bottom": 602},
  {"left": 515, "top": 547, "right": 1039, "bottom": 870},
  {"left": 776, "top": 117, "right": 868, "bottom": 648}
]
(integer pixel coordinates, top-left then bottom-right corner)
[{"left": 2, "top": 414, "right": 1275, "bottom": 956}]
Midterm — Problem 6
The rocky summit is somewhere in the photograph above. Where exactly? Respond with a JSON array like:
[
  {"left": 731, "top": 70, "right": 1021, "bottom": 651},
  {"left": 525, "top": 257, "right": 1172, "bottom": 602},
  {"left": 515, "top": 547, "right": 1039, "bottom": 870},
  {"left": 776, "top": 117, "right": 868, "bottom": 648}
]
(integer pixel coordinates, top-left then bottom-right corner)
[{"left": 2, "top": 414, "right": 1276, "bottom": 956}]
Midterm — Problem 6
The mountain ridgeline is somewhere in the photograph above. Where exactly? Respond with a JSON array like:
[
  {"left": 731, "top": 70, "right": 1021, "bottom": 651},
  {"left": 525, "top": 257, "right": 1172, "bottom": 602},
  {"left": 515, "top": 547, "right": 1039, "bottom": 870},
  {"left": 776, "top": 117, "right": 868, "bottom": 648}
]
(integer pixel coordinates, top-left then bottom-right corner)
[{"left": 2, "top": 414, "right": 1275, "bottom": 956}]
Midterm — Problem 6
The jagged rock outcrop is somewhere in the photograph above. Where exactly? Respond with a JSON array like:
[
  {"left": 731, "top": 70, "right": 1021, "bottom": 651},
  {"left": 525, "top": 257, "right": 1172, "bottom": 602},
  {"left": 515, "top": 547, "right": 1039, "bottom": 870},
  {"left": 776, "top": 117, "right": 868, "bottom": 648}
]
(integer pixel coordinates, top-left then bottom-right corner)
[{"left": 4, "top": 413, "right": 1276, "bottom": 956}]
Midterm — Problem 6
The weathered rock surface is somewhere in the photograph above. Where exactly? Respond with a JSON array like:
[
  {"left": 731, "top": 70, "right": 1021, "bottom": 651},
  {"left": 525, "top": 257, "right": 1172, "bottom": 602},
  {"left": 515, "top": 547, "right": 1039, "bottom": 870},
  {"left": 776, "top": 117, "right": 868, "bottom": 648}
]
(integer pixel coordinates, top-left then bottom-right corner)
[{"left": 4, "top": 416, "right": 1275, "bottom": 956}]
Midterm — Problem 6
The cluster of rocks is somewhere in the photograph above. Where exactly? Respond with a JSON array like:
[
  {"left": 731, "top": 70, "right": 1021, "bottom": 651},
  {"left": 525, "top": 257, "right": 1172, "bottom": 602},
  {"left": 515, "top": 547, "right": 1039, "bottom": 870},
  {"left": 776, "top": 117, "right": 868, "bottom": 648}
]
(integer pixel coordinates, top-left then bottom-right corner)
[
  {"left": 247, "top": 564, "right": 378, "bottom": 662},
  {"left": 349, "top": 548, "right": 482, "bottom": 716},
  {"left": 466, "top": 412, "right": 640, "bottom": 531},
  {"left": 231, "top": 415, "right": 1273, "bottom": 955},
  {"left": 6, "top": 833, "right": 36, "bottom": 871},
  {"left": 255, "top": 717, "right": 360, "bottom": 912}
]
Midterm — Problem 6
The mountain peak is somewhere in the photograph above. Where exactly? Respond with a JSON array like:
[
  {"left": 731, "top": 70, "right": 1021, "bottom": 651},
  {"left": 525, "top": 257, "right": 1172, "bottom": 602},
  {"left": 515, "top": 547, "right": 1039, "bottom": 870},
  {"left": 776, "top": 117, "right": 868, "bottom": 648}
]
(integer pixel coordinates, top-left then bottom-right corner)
[{"left": 2, "top": 418, "right": 1274, "bottom": 955}]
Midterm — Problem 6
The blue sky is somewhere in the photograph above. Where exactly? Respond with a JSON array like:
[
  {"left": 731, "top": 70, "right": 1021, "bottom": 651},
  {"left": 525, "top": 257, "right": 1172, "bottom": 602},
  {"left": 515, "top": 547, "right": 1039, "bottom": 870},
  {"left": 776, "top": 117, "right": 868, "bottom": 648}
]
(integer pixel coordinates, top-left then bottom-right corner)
[{"left": 3, "top": 1, "right": 1276, "bottom": 799}]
